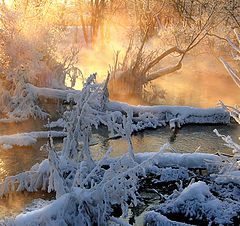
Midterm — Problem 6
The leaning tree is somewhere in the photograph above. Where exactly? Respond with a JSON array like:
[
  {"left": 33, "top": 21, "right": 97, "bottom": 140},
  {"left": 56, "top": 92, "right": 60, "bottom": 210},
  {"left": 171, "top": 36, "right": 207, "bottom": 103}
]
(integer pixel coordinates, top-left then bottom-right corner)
[{"left": 108, "top": 2, "right": 218, "bottom": 99}]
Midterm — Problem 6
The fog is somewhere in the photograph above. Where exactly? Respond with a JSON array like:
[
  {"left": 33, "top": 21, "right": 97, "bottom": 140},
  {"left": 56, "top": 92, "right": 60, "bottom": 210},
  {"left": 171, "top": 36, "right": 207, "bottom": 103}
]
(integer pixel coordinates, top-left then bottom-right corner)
[{"left": 155, "top": 54, "right": 240, "bottom": 107}]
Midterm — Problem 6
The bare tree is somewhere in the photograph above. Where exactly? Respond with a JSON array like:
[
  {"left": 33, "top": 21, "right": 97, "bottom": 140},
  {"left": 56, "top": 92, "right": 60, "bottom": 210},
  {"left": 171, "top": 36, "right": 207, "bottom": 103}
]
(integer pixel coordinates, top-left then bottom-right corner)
[
  {"left": 108, "top": 5, "right": 217, "bottom": 98},
  {"left": 73, "top": 0, "right": 124, "bottom": 47}
]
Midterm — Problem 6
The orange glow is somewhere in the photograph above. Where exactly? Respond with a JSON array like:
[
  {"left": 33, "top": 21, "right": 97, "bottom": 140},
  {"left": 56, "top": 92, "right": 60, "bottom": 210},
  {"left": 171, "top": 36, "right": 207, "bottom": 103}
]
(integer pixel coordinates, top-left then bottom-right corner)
[
  {"left": 2, "top": 0, "right": 13, "bottom": 5},
  {"left": 2, "top": 0, "right": 240, "bottom": 107}
]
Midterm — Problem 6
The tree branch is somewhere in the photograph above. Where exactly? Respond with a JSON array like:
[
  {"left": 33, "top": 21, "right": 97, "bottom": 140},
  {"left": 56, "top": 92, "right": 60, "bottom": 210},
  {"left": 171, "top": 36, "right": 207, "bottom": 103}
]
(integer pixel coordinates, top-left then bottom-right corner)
[
  {"left": 142, "top": 46, "right": 184, "bottom": 74},
  {"left": 145, "top": 61, "right": 182, "bottom": 83}
]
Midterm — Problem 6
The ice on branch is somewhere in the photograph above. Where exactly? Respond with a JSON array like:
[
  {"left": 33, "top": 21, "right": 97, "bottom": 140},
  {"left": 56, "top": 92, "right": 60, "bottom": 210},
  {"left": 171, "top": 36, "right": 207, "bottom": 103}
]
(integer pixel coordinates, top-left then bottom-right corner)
[
  {"left": 220, "top": 29, "right": 240, "bottom": 88},
  {"left": 0, "top": 73, "right": 237, "bottom": 225},
  {"left": 153, "top": 181, "right": 240, "bottom": 225}
]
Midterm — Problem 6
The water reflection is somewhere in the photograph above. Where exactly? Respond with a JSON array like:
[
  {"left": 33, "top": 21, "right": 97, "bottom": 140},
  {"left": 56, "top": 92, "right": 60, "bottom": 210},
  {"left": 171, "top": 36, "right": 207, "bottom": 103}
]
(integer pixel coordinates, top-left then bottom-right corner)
[
  {"left": 0, "top": 159, "right": 7, "bottom": 178},
  {"left": 0, "top": 120, "right": 45, "bottom": 136},
  {"left": 91, "top": 123, "right": 240, "bottom": 157},
  {"left": 0, "top": 191, "right": 54, "bottom": 218},
  {"left": 0, "top": 121, "right": 239, "bottom": 219},
  {"left": 0, "top": 120, "right": 49, "bottom": 218},
  {"left": 0, "top": 140, "right": 46, "bottom": 181},
  {"left": 0, "top": 119, "right": 61, "bottom": 181}
]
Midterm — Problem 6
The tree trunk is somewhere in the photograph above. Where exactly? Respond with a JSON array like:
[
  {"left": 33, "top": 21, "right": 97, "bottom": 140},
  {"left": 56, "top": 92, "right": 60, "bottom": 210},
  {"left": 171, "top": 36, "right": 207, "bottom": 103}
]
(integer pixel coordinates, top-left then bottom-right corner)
[{"left": 81, "top": 15, "right": 89, "bottom": 46}]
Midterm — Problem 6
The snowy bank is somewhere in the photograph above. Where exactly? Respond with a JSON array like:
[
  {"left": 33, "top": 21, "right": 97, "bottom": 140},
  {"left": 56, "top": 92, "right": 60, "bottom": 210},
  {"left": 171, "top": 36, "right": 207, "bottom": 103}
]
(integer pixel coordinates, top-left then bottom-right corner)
[
  {"left": 135, "top": 152, "right": 221, "bottom": 170},
  {"left": 48, "top": 102, "right": 230, "bottom": 130},
  {"left": 0, "top": 151, "right": 229, "bottom": 225},
  {"left": 0, "top": 131, "right": 66, "bottom": 148}
]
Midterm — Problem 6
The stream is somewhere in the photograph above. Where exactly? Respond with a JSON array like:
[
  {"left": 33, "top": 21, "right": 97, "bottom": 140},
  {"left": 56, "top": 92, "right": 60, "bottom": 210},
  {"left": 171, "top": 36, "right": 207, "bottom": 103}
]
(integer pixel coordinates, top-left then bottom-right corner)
[{"left": 0, "top": 119, "right": 239, "bottom": 220}]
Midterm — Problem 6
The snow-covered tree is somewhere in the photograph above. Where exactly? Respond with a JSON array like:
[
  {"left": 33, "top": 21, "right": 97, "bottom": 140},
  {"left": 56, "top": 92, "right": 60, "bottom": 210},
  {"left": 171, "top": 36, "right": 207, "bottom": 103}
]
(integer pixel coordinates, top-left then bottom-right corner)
[
  {"left": 0, "top": 3, "right": 81, "bottom": 120},
  {"left": 108, "top": 7, "right": 217, "bottom": 99},
  {"left": 0, "top": 74, "right": 173, "bottom": 225},
  {"left": 213, "top": 29, "right": 240, "bottom": 178}
]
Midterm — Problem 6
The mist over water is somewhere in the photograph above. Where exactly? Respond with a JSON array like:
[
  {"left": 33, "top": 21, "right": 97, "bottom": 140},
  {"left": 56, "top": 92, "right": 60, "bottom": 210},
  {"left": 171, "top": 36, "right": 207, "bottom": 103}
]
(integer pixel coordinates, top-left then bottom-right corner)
[
  {"left": 64, "top": 27, "right": 240, "bottom": 108},
  {"left": 105, "top": 53, "right": 240, "bottom": 107},
  {"left": 156, "top": 54, "right": 240, "bottom": 107},
  {"left": 70, "top": 43, "right": 239, "bottom": 107}
]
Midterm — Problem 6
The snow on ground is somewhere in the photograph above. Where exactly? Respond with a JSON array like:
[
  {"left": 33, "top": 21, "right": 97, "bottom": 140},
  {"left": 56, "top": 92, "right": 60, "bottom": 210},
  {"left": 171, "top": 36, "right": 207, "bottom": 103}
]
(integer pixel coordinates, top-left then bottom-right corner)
[
  {"left": 144, "top": 211, "right": 194, "bottom": 226},
  {"left": 135, "top": 152, "right": 221, "bottom": 171},
  {"left": 0, "top": 131, "right": 66, "bottom": 148},
  {"left": 153, "top": 181, "right": 240, "bottom": 225},
  {"left": 215, "top": 170, "right": 240, "bottom": 185}
]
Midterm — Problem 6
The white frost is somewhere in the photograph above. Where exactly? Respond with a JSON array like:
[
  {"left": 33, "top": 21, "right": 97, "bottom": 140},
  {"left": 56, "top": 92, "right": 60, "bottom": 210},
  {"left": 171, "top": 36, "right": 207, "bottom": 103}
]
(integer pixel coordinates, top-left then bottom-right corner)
[
  {"left": 144, "top": 211, "right": 194, "bottom": 226},
  {"left": 0, "top": 131, "right": 66, "bottom": 147},
  {"left": 157, "top": 181, "right": 240, "bottom": 225}
]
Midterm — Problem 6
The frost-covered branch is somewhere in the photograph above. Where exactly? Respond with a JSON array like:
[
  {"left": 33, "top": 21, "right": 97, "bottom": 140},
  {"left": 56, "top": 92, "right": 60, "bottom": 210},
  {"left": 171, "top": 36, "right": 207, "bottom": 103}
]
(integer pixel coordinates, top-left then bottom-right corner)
[{"left": 220, "top": 29, "right": 240, "bottom": 88}]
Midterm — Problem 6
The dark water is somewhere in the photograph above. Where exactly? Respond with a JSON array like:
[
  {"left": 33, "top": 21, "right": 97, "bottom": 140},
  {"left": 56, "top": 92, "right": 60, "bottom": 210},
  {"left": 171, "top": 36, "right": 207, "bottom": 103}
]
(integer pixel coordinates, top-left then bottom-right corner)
[{"left": 0, "top": 119, "right": 239, "bottom": 219}]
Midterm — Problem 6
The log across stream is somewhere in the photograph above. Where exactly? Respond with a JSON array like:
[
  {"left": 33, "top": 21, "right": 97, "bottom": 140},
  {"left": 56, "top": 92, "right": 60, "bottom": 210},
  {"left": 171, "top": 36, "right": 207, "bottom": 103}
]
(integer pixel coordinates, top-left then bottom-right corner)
[{"left": 0, "top": 120, "right": 239, "bottom": 221}]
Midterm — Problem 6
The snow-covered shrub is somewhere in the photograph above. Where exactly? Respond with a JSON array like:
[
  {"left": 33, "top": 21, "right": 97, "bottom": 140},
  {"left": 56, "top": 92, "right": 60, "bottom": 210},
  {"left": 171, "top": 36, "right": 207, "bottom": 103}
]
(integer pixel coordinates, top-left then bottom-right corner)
[
  {"left": 152, "top": 167, "right": 189, "bottom": 183},
  {"left": 5, "top": 145, "right": 181, "bottom": 226},
  {"left": 154, "top": 181, "right": 240, "bottom": 225},
  {"left": 5, "top": 80, "right": 49, "bottom": 119},
  {"left": 61, "top": 73, "right": 111, "bottom": 163},
  {"left": 211, "top": 128, "right": 240, "bottom": 191},
  {"left": 1, "top": 74, "right": 161, "bottom": 225},
  {"left": 102, "top": 106, "right": 136, "bottom": 161},
  {"left": 219, "top": 29, "right": 240, "bottom": 124},
  {"left": 0, "top": 3, "right": 62, "bottom": 85},
  {"left": 0, "top": 159, "right": 50, "bottom": 196},
  {"left": 0, "top": 4, "right": 81, "bottom": 120},
  {"left": 1, "top": 143, "right": 171, "bottom": 225},
  {"left": 214, "top": 129, "right": 240, "bottom": 168},
  {"left": 219, "top": 101, "right": 240, "bottom": 125},
  {"left": 214, "top": 29, "right": 240, "bottom": 186},
  {"left": 7, "top": 156, "right": 141, "bottom": 225}
]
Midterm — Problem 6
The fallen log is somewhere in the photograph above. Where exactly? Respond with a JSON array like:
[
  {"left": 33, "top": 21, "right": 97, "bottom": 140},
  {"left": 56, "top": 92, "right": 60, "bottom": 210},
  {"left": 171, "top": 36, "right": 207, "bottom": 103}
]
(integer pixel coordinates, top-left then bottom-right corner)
[{"left": 28, "top": 84, "right": 230, "bottom": 128}]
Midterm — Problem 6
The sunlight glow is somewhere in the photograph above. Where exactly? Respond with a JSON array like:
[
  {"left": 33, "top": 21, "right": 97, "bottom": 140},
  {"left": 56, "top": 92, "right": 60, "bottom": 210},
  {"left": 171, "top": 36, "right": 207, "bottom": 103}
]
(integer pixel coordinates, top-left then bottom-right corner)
[{"left": 2, "top": 0, "right": 13, "bottom": 6}]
